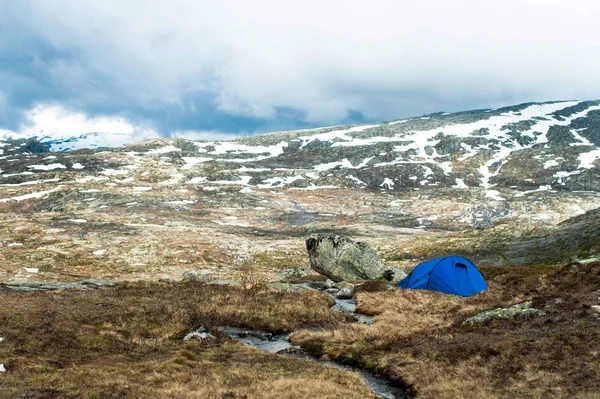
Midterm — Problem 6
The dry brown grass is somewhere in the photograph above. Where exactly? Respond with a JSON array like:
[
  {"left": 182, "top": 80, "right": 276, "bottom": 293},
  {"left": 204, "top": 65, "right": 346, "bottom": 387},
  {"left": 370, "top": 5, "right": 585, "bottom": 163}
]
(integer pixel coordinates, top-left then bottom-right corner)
[
  {"left": 0, "top": 282, "right": 379, "bottom": 398},
  {"left": 292, "top": 263, "right": 600, "bottom": 398}
]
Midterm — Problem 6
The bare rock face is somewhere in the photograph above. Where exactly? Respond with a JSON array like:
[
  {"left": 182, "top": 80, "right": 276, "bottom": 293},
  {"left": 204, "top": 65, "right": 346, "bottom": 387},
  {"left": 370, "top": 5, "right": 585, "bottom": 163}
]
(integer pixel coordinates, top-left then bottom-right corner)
[{"left": 305, "top": 234, "right": 393, "bottom": 282}]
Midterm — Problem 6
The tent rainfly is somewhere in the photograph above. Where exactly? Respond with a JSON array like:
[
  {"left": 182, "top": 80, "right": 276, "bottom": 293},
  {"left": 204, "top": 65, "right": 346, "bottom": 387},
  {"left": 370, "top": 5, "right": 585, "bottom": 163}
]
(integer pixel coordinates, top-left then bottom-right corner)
[{"left": 396, "top": 255, "right": 487, "bottom": 297}]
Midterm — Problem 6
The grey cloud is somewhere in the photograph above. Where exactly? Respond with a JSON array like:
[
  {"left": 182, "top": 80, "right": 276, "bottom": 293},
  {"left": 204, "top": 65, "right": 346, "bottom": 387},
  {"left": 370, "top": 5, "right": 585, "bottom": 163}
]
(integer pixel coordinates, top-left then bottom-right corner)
[{"left": 1, "top": 0, "right": 600, "bottom": 135}]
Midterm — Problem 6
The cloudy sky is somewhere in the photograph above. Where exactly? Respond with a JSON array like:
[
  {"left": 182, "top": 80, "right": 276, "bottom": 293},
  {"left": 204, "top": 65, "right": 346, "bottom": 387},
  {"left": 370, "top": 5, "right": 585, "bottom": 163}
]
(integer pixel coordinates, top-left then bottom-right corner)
[{"left": 1, "top": 0, "right": 600, "bottom": 140}]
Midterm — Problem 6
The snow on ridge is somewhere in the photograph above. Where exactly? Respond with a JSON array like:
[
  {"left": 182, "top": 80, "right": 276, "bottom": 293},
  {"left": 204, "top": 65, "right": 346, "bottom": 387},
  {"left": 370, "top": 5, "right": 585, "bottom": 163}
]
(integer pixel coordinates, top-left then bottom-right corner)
[
  {"left": 347, "top": 175, "right": 366, "bottom": 185},
  {"left": 380, "top": 178, "right": 394, "bottom": 189},
  {"left": 453, "top": 178, "right": 468, "bottom": 189},
  {"left": 1, "top": 178, "right": 60, "bottom": 187},
  {"left": 102, "top": 169, "right": 129, "bottom": 176},
  {"left": 578, "top": 148, "right": 600, "bottom": 169},
  {"left": 182, "top": 157, "right": 212, "bottom": 169},
  {"left": 256, "top": 176, "right": 304, "bottom": 188},
  {"left": 27, "top": 163, "right": 67, "bottom": 171},
  {"left": 0, "top": 186, "right": 63, "bottom": 202},
  {"left": 146, "top": 145, "right": 181, "bottom": 155},
  {"left": 514, "top": 185, "right": 553, "bottom": 198},
  {"left": 543, "top": 160, "right": 560, "bottom": 169}
]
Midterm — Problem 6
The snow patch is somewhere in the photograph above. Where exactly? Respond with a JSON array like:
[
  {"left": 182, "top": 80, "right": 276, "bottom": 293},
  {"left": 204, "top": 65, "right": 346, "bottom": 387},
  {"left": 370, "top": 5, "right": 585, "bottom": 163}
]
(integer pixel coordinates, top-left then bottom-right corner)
[
  {"left": 578, "top": 148, "right": 600, "bottom": 169},
  {"left": 380, "top": 178, "right": 394, "bottom": 189},
  {"left": 102, "top": 169, "right": 129, "bottom": 176},
  {"left": 146, "top": 145, "right": 182, "bottom": 154},
  {"left": 0, "top": 186, "right": 62, "bottom": 202},
  {"left": 164, "top": 200, "right": 195, "bottom": 205},
  {"left": 452, "top": 178, "right": 468, "bottom": 189},
  {"left": 27, "top": 163, "right": 66, "bottom": 171},
  {"left": 183, "top": 157, "right": 212, "bottom": 169},
  {"left": 543, "top": 160, "right": 559, "bottom": 169},
  {"left": 514, "top": 185, "right": 553, "bottom": 198}
]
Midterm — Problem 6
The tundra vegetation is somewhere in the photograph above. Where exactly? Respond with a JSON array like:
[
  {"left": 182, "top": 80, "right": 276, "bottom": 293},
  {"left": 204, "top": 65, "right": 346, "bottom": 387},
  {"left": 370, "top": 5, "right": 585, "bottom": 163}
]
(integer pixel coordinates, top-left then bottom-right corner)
[{"left": 1, "top": 100, "right": 600, "bottom": 397}]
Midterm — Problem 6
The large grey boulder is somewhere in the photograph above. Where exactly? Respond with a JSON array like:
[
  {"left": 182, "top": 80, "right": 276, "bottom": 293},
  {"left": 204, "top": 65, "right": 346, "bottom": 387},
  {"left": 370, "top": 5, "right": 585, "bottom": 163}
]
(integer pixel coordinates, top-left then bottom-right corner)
[{"left": 305, "top": 234, "right": 393, "bottom": 282}]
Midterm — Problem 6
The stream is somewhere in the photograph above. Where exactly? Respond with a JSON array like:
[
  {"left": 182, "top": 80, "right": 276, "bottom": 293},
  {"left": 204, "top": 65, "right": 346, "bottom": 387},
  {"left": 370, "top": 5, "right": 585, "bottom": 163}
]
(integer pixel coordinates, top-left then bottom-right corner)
[{"left": 214, "top": 282, "right": 409, "bottom": 399}]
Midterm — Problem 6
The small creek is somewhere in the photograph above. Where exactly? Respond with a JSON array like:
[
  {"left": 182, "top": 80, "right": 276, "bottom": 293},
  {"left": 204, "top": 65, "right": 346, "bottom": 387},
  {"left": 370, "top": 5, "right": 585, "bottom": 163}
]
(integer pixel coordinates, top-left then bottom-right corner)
[{"left": 214, "top": 282, "right": 409, "bottom": 399}]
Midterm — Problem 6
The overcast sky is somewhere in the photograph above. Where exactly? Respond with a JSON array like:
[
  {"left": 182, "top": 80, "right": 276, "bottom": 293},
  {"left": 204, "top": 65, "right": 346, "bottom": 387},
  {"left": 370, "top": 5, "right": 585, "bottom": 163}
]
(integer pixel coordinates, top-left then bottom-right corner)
[{"left": 2, "top": 0, "right": 600, "bottom": 139}]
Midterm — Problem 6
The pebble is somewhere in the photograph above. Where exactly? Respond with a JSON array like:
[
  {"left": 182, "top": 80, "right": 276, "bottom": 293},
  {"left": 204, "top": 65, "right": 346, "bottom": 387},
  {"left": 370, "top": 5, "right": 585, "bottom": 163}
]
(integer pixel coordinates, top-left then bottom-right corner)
[
  {"left": 0, "top": 364, "right": 5, "bottom": 373},
  {"left": 591, "top": 305, "right": 600, "bottom": 314}
]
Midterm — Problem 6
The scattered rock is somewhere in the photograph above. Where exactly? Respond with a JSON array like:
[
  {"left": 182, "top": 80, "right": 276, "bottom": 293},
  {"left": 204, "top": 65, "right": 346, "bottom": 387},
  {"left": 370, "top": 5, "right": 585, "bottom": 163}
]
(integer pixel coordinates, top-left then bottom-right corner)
[
  {"left": 80, "top": 279, "right": 119, "bottom": 288},
  {"left": 336, "top": 288, "right": 354, "bottom": 299},
  {"left": 463, "top": 301, "right": 546, "bottom": 325},
  {"left": 182, "top": 269, "right": 214, "bottom": 282},
  {"left": 1, "top": 280, "right": 119, "bottom": 292},
  {"left": 266, "top": 283, "right": 310, "bottom": 292},
  {"left": 434, "top": 136, "right": 463, "bottom": 155},
  {"left": 305, "top": 234, "right": 393, "bottom": 282},
  {"left": 271, "top": 267, "right": 313, "bottom": 283},
  {"left": 208, "top": 279, "right": 244, "bottom": 286},
  {"left": 183, "top": 326, "right": 216, "bottom": 341},
  {"left": 333, "top": 281, "right": 354, "bottom": 290},
  {"left": 277, "top": 347, "right": 305, "bottom": 356},
  {"left": 389, "top": 267, "right": 408, "bottom": 284}
]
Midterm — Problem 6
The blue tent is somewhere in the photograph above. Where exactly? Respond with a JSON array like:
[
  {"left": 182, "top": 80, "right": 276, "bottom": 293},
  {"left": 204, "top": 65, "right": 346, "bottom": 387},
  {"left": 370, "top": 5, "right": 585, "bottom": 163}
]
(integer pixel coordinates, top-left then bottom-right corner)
[{"left": 396, "top": 256, "right": 487, "bottom": 296}]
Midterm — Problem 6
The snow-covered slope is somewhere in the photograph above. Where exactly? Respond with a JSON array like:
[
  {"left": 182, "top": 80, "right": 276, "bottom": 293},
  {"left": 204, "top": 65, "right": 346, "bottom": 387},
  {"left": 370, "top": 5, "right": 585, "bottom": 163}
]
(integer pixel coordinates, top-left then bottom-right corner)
[{"left": 2, "top": 100, "right": 600, "bottom": 200}]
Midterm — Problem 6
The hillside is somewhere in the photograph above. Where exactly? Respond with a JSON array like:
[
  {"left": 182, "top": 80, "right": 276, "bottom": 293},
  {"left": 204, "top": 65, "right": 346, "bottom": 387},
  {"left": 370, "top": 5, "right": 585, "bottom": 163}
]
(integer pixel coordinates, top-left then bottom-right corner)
[{"left": 1, "top": 100, "right": 600, "bottom": 398}]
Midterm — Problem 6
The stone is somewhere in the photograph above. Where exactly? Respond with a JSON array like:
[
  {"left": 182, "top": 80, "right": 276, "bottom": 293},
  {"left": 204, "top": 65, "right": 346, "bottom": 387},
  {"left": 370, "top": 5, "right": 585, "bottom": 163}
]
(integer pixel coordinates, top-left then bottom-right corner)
[
  {"left": 208, "top": 279, "right": 244, "bottom": 286},
  {"left": 434, "top": 136, "right": 463, "bottom": 155},
  {"left": 305, "top": 234, "right": 393, "bottom": 282},
  {"left": 79, "top": 279, "right": 119, "bottom": 287},
  {"left": 0, "top": 364, "right": 5, "bottom": 373},
  {"left": 463, "top": 301, "right": 546, "bottom": 325},
  {"left": 334, "top": 282, "right": 355, "bottom": 299},
  {"left": 182, "top": 269, "right": 213, "bottom": 282},
  {"left": 333, "top": 281, "right": 354, "bottom": 290},
  {"left": 266, "top": 283, "right": 308, "bottom": 292},
  {"left": 591, "top": 305, "right": 600, "bottom": 314},
  {"left": 389, "top": 267, "right": 408, "bottom": 284},
  {"left": 184, "top": 326, "right": 216, "bottom": 341},
  {"left": 271, "top": 267, "right": 313, "bottom": 283},
  {"left": 1, "top": 280, "right": 119, "bottom": 292},
  {"left": 336, "top": 288, "right": 354, "bottom": 299},
  {"left": 324, "top": 279, "right": 335, "bottom": 289}
]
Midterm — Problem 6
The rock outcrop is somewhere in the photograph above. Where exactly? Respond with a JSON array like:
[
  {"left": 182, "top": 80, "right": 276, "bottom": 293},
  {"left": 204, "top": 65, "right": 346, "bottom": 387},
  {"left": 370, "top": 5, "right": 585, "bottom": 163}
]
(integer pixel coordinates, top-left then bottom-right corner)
[
  {"left": 305, "top": 234, "right": 393, "bottom": 282},
  {"left": 462, "top": 301, "right": 545, "bottom": 325}
]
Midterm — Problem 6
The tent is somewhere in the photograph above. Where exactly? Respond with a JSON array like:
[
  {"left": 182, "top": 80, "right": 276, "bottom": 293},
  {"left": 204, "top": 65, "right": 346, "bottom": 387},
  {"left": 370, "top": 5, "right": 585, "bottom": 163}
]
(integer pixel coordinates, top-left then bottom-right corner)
[{"left": 396, "top": 256, "right": 487, "bottom": 296}]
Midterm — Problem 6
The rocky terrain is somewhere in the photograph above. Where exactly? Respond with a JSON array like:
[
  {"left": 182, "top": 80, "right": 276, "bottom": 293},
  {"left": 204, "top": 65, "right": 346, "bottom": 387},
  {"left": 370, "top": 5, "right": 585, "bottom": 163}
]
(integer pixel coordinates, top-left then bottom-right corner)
[
  {"left": 1, "top": 100, "right": 599, "bottom": 284},
  {"left": 1, "top": 100, "right": 600, "bottom": 398}
]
